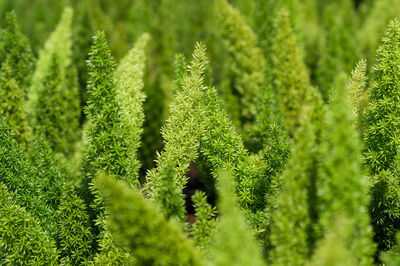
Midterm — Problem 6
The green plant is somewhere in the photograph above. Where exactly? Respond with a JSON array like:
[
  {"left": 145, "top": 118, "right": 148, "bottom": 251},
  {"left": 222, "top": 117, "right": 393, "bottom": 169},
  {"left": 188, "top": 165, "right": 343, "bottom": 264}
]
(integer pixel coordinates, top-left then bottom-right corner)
[
  {"left": 29, "top": 7, "right": 80, "bottom": 157},
  {"left": 96, "top": 172, "right": 204, "bottom": 266},
  {"left": 0, "top": 12, "right": 33, "bottom": 147},
  {"left": 209, "top": 170, "right": 264, "bottom": 266},
  {"left": 145, "top": 43, "right": 208, "bottom": 222}
]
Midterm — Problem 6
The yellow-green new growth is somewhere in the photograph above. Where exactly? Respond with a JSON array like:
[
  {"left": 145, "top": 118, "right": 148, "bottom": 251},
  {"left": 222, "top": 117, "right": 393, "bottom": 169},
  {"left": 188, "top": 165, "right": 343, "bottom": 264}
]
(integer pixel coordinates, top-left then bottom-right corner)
[
  {"left": 348, "top": 60, "right": 369, "bottom": 136},
  {"left": 209, "top": 170, "right": 264, "bottom": 266},
  {"left": 145, "top": 43, "right": 208, "bottom": 221},
  {"left": 0, "top": 12, "right": 33, "bottom": 147},
  {"left": 28, "top": 7, "right": 80, "bottom": 157},
  {"left": 271, "top": 9, "right": 313, "bottom": 137},
  {"left": 215, "top": 0, "right": 266, "bottom": 138},
  {"left": 114, "top": 33, "right": 150, "bottom": 180},
  {"left": 269, "top": 114, "right": 318, "bottom": 265},
  {"left": 96, "top": 173, "right": 204, "bottom": 266},
  {"left": 318, "top": 81, "right": 375, "bottom": 265}
]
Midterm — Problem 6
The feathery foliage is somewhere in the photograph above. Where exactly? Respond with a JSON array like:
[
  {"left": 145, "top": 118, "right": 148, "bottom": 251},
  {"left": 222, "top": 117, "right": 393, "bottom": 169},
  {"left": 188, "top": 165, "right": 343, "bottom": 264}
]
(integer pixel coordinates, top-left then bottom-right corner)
[
  {"left": 0, "top": 12, "right": 33, "bottom": 146},
  {"left": 316, "top": 0, "right": 360, "bottom": 101},
  {"left": 190, "top": 191, "right": 217, "bottom": 251},
  {"left": 271, "top": 9, "right": 313, "bottom": 136},
  {"left": 0, "top": 182, "right": 58, "bottom": 265},
  {"left": 348, "top": 59, "right": 369, "bottom": 135},
  {"left": 145, "top": 43, "right": 208, "bottom": 221},
  {"left": 96, "top": 172, "right": 204, "bottom": 266},
  {"left": 57, "top": 181, "right": 93, "bottom": 265},
  {"left": 318, "top": 82, "right": 375, "bottom": 265},
  {"left": 310, "top": 217, "right": 358, "bottom": 266},
  {"left": 114, "top": 33, "right": 150, "bottom": 180},
  {"left": 269, "top": 114, "right": 318, "bottom": 265},
  {"left": 29, "top": 7, "right": 80, "bottom": 157},
  {"left": 80, "top": 31, "right": 134, "bottom": 254},
  {"left": 214, "top": 0, "right": 265, "bottom": 141},
  {"left": 209, "top": 170, "right": 264, "bottom": 266},
  {"left": 364, "top": 20, "right": 400, "bottom": 250}
]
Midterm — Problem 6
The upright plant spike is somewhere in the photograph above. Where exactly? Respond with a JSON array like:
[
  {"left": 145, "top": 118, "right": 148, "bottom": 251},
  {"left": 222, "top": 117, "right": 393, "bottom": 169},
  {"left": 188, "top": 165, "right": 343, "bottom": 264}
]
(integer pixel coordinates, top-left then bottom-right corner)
[
  {"left": 190, "top": 191, "right": 217, "bottom": 251},
  {"left": 81, "top": 31, "right": 134, "bottom": 247},
  {"left": 0, "top": 12, "right": 33, "bottom": 147},
  {"left": 316, "top": 0, "right": 360, "bottom": 101},
  {"left": 364, "top": 19, "right": 400, "bottom": 250},
  {"left": 271, "top": 9, "right": 314, "bottom": 136},
  {"left": 114, "top": 33, "right": 150, "bottom": 180},
  {"left": 348, "top": 60, "right": 369, "bottom": 136},
  {"left": 0, "top": 11, "right": 34, "bottom": 89},
  {"left": 214, "top": 0, "right": 266, "bottom": 141},
  {"left": 365, "top": 19, "right": 400, "bottom": 175},
  {"left": 96, "top": 173, "right": 204, "bottom": 266},
  {"left": 209, "top": 170, "right": 264, "bottom": 266},
  {"left": 145, "top": 43, "right": 208, "bottom": 221},
  {"left": 200, "top": 85, "right": 269, "bottom": 225},
  {"left": 310, "top": 217, "right": 357, "bottom": 266},
  {"left": 29, "top": 7, "right": 80, "bottom": 157},
  {"left": 0, "top": 183, "right": 58, "bottom": 265},
  {"left": 269, "top": 114, "right": 318, "bottom": 265},
  {"left": 318, "top": 83, "right": 375, "bottom": 265}
]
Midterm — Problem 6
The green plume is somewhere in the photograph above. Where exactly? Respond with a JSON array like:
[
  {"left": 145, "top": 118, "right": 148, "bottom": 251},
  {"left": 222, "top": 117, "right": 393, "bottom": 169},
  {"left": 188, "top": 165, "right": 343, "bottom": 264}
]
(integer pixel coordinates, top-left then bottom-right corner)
[
  {"left": 0, "top": 12, "right": 33, "bottom": 147},
  {"left": 318, "top": 81, "right": 375, "bottom": 265},
  {"left": 209, "top": 170, "right": 264, "bottom": 266},
  {"left": 96, "top": 172, "right": 204, "bottom": 266},
  {"left": 145, "top": 43, "right": 208, "bottom": 221},
  {"left": 215, "top": 0, "right": 266, "bottom": 140},
  {"left": 114, "top": 33, "right": 150, "bottom": 180},
  {"left": 29, "top": 7, "right": 80, "bottom": 157}
]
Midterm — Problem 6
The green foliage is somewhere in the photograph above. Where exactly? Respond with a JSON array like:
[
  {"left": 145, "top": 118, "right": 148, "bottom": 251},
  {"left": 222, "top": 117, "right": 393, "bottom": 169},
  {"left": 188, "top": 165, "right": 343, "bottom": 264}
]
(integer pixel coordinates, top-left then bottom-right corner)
[
  {"left": 269, "top": 114, "right": 318, "bottom": 265},
  {"left": 200, "top": 85, "right": 260, "bottom": 216},
  {"left": 29, "top": 7, "right": 80, "bottom": 157},
  {"left": 271, "top": 9, "right": 313, "bottom": 136},
  {"left": 316, "top": 0, "right": 360, "bottom": 100},
  {"left": 364, "top": 20, "right": 400, "bottom": 250},
  {"left": 369, "top": 171, "right": 400, "bottom": 250},
  {"left": 0, "top": 11, "right": 34, "bottom": 88},
  {"left": 57, "top": 181, "right": 93, "bottom": 265},
  {"left": 310, "top": 217, "right": 358, "bottom": 266},
  {"left": 0, "top": 117, "right": 57, "bottom": 236},
  {"left": 318, "top": 82, "right": 375, "bottom": 265},
  {"left": 0, "top": 182, "right": 58, "bottom": 265},
  {"left": 215, "top": 0, "right": 265, "bottom": 140},
  {"left": 190, "top": 191, "right": 217, "bottom": 251},
  {"left": 80, "top": 31, "right": 134, "bottom": 252},
  {"left": 145, "top": 43, "right": 208, "bottom": 221},
  {"left": 209, "top": 170, "right": 264, "bottom": 266},
  {"left": 381, "top": 233, "right": 400, "bottom": 265},
  {"left": 0, "top": 12, "right": 33, "bottom": 146},
  {"left": 365, "top": 19, "right": 400, "bottom": 174},
  {"left": 348, "top": 60, "right": 369, "bottom": 135},
  {"left": 114, "top": 33, "right": 150, "bottom": 180},
  {"left": 359, "top": 0, "right": 400, "bottom": 64},
  {"left": 96, "top": 172, "right": 204, "bottom": 266}
]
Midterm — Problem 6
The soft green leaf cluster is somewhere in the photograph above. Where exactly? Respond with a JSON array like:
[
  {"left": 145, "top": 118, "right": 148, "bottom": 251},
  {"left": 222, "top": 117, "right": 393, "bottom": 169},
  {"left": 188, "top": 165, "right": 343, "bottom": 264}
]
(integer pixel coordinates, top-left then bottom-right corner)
[
  {"left": 0, "top": 182, "right": 59, "bottom": 265},
  {"left": 114, "top": 33, "right": 150, "bottom": 180},
  {"left": 209, "top": 170, "right": 264, "bottom": 266},
  {"left": 29, "top": 7, "right": 81, "bottom": 157},
  {"left": 145, "top": 43, "right": 208, "bottom": 221},
  {"left": 215, "top": 0, "right": 265, "bottom": 139},
  {"left": 96, "top": 172, "right": 204, "bottom": 266},
  {"left": 0, "top": 12, "right": 33, "bottom": 147}
]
